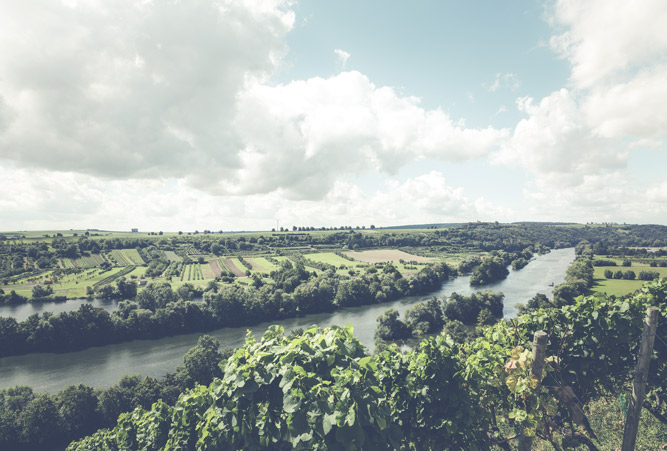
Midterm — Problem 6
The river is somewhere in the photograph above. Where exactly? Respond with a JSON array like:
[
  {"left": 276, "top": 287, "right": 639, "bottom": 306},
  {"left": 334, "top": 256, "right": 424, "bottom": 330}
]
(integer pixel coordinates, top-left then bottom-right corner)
[{"left": 0, "top": 248, "right": 574, "bottom": 393}]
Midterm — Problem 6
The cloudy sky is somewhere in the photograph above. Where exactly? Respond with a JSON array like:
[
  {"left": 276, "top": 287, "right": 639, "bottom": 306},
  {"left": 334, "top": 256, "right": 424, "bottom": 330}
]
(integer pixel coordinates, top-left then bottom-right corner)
[{"left": 1, "top": 0, "right": 666, "bottom": 232}]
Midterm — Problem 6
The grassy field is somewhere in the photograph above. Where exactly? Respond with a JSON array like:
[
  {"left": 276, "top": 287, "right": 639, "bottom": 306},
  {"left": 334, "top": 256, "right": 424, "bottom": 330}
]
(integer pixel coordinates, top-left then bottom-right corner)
[
  {"left": 304, "top": 252, "right": 354, "bottom": 268},
  {"left": 591, "top": 256, "right": 667, "bottom": 297},
  {"left": 163, "top": 250, "right": 182, "bottom": 262},
  {"left": 344, "top": 249, "right": 436, "bottom": 264}
]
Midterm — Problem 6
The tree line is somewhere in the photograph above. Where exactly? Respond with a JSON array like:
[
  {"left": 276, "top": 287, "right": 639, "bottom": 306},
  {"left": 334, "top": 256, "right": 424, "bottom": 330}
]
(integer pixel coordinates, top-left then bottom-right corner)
[{"left": 0, "top": 261, "right": 453, "bottom": 358}]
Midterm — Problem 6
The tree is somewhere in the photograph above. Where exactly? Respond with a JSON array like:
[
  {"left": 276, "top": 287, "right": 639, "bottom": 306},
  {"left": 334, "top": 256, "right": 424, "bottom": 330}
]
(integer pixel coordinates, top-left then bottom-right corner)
[
  {"left": 476, "top": 308, "right": 495, "bottom": 326},
  {"left": 116, "top": 277, "right": 137, "bottom": 299},
  {"left": 180, "top": 335, "right": 226, "bottom": 386},
  {"left": 469, "top": 257, "right": 508, "bottom": 286},
  {"left": 404, "top": 298, "right": 445, "bottom": 335},
  {"left": 442, "top": 319, "right": 467, "bottom": 343},
  {"left": 375, "top": 309, "right": 410, "bottom": 341},
  {"left": 19, "top": 393, "right": 63, "bottom": 446},
  {"left": 31, "top": 284, "right": 53, "bottom": 299},
  {"left": 56, "top": 384, "right": 99, "bottom": 438}
]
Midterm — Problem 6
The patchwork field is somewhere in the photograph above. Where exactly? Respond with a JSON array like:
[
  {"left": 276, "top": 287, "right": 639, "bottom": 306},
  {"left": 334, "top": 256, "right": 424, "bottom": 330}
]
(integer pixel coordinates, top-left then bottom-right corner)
[
  {"left": 109, "top": 249, "right": 145, "bottom": 266},
  {"left": 222, "top": 258, "right": 246, "bottom": 277},
  {"left": 201, "top": 262, "right": 215, "bottom": 279},
  {"left": 61, "top": 254, "right": 107, "bottom": 269},
  {"left": 343, "top": 249, "right": 437, "bottom": 264}
]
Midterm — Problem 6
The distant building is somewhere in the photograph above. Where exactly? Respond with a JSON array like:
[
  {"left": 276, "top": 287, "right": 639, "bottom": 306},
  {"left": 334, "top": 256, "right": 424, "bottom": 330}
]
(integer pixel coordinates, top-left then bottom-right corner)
[
  {"left": 137, "top": 279, "right": 147, "bottom": 286},
  {"left": 131, "top": 228, "right": 138, "bottom": 233}
]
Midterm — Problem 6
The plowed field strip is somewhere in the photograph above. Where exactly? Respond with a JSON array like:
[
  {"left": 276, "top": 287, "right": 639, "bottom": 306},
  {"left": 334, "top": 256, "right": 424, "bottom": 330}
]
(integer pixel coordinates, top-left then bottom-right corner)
[
  {"left": 209, "top": 260, "right": 222, "bottom": 277},
  {"left": 223, "top": 258, "right": 246, "bottom": 277}
]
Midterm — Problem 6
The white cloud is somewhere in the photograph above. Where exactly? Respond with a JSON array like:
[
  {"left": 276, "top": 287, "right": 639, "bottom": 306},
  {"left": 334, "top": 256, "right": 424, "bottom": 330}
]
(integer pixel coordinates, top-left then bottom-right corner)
[
  {"left": 548, "top": 0, "right": 667, "bottom": 90},
  {"left": 486, "top": 73, "right": 521, "bottom": 92},
  {"left": 583, "top": 65, "right": 667, "bottom": 139},
  {"left": 546, "top": 0, "right": 667, "bottom": 141},
  {"left": 0, "top": 166, "right": 506, "bottom": 231},
  {"left": 647, "top": 181, "right": 667, "bottom": 204},
  {"left": 334, "top": 49, "right": 350, "bottom": 68},
  {"left": 495, "top": 89, "right": 624, "bottom": 177},
  {"left": 0, "top": 1, "right": 507, "bottom": 205},
  {"left": 227, "top": 71, "right": 507, "bottom": 199},
  {"left": 491, "top": 0, "right": 667, "bottom": 222},
  {"left": 0, "top": 0, "right": 294, "bottom": 179}
]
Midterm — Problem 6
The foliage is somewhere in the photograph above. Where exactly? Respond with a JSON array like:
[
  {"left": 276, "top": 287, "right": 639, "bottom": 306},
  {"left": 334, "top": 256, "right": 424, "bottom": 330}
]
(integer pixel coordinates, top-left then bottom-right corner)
[
  {"left": 469, "top": 257, "right": 509, "bottom": 286},
  {"left": 0, "top": 335, "right": 228, "bottom": 450},
  {"left": 444, "top": 291, "right": 504, "bottom": 325},
  {"left": 60, "top": 279, "right": 667, "bottom": 449}
]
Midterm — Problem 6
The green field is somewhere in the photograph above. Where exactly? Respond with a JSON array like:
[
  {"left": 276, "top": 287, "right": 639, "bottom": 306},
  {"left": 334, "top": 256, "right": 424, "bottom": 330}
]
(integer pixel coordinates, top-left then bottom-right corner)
[
  {"left": 163, "top": 250, "right": 182, "bottom": 262},
  {"left": 304, "top": 252, "right": 354, "bottom": 268},
  {"left": 591, "top": 256, "right": 667, "bottom": 297}
]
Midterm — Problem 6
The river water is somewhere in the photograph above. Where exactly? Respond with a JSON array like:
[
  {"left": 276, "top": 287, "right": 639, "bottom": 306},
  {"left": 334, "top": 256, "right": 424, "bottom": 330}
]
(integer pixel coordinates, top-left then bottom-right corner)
[
  {"left": 0, "top": 248, "right": 574, "bottom": 393},
  {"left": 0, "top": 298, "right": 123, "bottom": 322}
]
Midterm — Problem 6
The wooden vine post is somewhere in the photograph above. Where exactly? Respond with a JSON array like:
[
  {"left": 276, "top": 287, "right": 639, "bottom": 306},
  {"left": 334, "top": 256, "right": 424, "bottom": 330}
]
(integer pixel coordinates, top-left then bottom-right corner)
[
  {"left": 517, "top": 330, "right": 548, "bottom": 451},
  {"left": 622, "top": 307, "right": 659, "bottom": 451}
]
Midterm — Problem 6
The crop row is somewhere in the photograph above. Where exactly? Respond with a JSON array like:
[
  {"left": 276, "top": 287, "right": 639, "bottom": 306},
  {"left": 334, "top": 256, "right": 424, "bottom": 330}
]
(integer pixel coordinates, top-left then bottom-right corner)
[{"left": 92, "top": 266, "right": 136, "bottom": 289}]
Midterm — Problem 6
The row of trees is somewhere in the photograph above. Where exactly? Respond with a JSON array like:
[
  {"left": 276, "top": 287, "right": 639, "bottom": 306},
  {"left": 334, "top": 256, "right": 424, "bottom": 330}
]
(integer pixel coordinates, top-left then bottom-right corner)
[{"left": 604, "top": 269, "right": 662, "bottom": 281}]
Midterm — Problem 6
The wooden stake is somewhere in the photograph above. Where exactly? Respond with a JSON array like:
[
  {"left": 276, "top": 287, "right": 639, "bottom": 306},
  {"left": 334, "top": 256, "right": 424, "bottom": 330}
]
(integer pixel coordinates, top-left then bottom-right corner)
[
  {"left": 622, "top": 307, "right": 659, "bottom": 451},
  {"left": 518, "top": 330, "right": 548, "bottom": 451}
]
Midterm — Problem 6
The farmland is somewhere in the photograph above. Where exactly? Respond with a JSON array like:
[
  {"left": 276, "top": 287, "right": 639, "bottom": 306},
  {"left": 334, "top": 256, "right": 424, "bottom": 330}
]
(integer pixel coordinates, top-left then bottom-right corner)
[
  {"left": 344, "top": 249, "right": 436, "bottom": 264},
  {"left": 3, "top": 223, "right": 667, "bottom": 300},
  {"left": 590, "top": 255, "right": 667, "bottom": 297}
]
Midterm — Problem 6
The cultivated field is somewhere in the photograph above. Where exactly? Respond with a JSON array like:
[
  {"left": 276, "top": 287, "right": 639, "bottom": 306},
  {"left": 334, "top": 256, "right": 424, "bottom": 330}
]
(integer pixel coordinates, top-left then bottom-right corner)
[
  {"left": 343, "top": 249, "right": 436, "bottom": 264},
  {"left": 109, "top": 249, "right": 145, "bottom": 266},
  {"left": 304, "top": 252, "right": 354, "bottom": 268},
  {"left": 163, "top": 251, "right": 182, "bottom": 262},
  {"left": 222, "top": 258, "right": 246, "bottom": 277}
]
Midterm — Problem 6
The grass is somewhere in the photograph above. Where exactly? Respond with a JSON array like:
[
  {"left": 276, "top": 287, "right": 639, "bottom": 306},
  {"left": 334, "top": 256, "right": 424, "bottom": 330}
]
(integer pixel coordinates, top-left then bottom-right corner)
[
  {"left": 343, "top": 249, "right": 436, "bottom": 264},
  {"left": 304, "top": 252, "right": 355, "bottom": 268},
  {"left": 530, "top": 393, "right": 667, "bottom": 450},
  {"left": 201, "top": 262, "right": 215, "bottom": 279},
  {"left": 591, "top": 256, "right": 667, "bottom": 297},
  {"left": 163, "top": 250, "right": 182, "bottom": 262},
  {"left": 230, "top": 258, "right": 249, "bottom": 275},
  {"left": 120, "top": 249, "right": 145, "bottom": 265}
]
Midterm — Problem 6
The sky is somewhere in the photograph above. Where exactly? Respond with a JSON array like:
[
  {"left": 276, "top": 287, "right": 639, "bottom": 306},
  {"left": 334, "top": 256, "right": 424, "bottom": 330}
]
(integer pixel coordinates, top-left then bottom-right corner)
[{"left": 1, "top": 0, "right": 666, "bottom": 232}]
